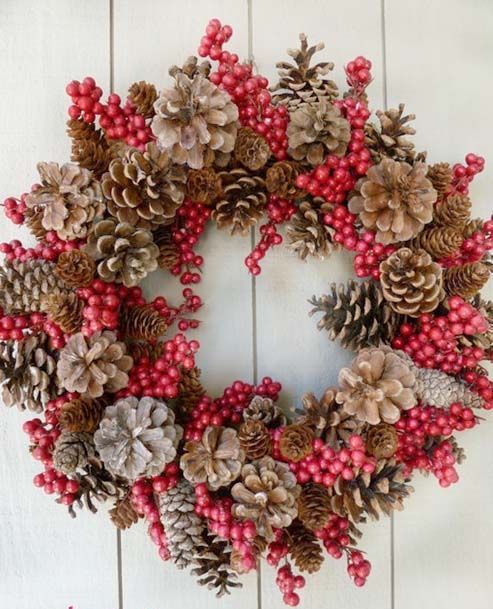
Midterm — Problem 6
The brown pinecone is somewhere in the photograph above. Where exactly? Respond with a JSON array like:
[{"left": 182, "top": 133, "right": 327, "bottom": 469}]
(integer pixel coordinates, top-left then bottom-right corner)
[
  {"left": 279, "top": 424, "right": 314, "bottom": 462},
  {"left": 58, "top": 397, "right": 105, "bottom": 433},
  {"left": 109, "top": 497, "right": 140, "bottom": 530},
  {"left": 168, "top": 55, "right": 212, "bottom": 80},
  {"left": 366, "top": 424, "right": 398, "bottom": 459},
  {"left": 271, "top": 33, "right": 338, "bottom": 111},
  {"left": 42, "top": 292, "right": 84, "bottom": 334},
  {"left": 444, "top": 262, "right": 490, "bottom": 299},
  {"left": 52, "top": 431, "right": 96, "bottom": 475},
  {"left": 410, "top": 226, "right": 463, "bottom": 259},
  {"left": 310, "top": 280, "right": 402, "bottom": 350},
  {"left": 296, "top": 387, "right": 338, "bottom": 436},
  {"left": 286, "top": 199, "right": 335, "bottom": 260},
  {"left": 24, "top": 206, "right": 48, "bottom": 241},
  {"left": 187, "top": 167, "right": 222, "bottom": 205},
  {"left": 426, "top": 163, "right": 453, "bottom": 196},
  {"left": 120, "top": 305, "right": 168, "bottom": 341},
  {"left": 66, "top": 119, "right": 112, "bottom": 176},
  {"left": 234, "top": 127, "right": 271, "bottom": 171},
  {"left": 364, "top": 104, "right": 417, "bottom": 164},
  {"left": 238, "top": 420, "right": 272, "bottom": 459},
  {"left": 192, "top": 536, "right": 242, "bottom": 597},
  {"left": 213, "top": 168, "right": 267, "bottom": 235},
  {"left": 178, "top": 367, "right": 206, "bottom": 414},
  {"left": 55, "top": 249, "right": 96, "bottom": 288},
  {"left": 288, "top": 521, "right": 323, "bottom": 574},
  {"left": 128, "top": 81, "right": 158, "bottom": 118},
  {"left": 153, "top": 227, "right": 180, "bottom": 270},
  {"left": 297, "top": 483, "right": 331, "bottom": 531},
  {"left": 464, "top": 218, "right": 484, "bottom": 238},
  {"left": 266, "top": 161, "right": 302, "bottom": 199},
  {"left": 243, "top": 396, "right": 287, "bottom": 428},
  {"left": 380, "top": 248, "right": 444, "bottom": 316}
]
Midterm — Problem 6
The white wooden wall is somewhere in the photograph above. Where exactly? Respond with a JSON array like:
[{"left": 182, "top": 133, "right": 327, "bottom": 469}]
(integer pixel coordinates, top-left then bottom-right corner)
[{"left": 0, "top": 1, "right": 492, "bottom": 608}]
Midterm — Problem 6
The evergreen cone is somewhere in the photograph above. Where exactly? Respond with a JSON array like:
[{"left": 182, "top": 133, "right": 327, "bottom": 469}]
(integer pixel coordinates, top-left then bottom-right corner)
[
  {"left": 234, "top": 127, "right": 271, "bottom": 171},
  {"left": 464, "top": 218, "right": 484, "bottom": 238},
  {"left": 364, "top": 104, "right": 418, "bottom": 164},
  {"left": 366, "top": 424, "right": 399, "bottom": 459},
  {"left": 444, "top": 262, "right": 490, "bottom": 299},
  {"left": 52, "top": 431, "right": 96, "bottom": 475},
  {"left": 410, "top": 226, "right": 464, "bottom": 259},
  {"left": 169, "top": 56, "right": 212, "bottom": 80},
  {"left": 178, "top": 367, "right": 206, "bottom": 415},
  {"left": 243, "top": 396, "right": 287, "bottom": 428},
  {"left": 55, "top": 249, "right": 96, "bottom": 288},
  {"left": 286, "top": 199, "right": 334, "bottom": 259},
  {"left": 187, "top": 167, "right": 222, "bottom": 205},
  {"left": 426, "top": 162, "right": 453, "bottom": 196},
  {"left": 279, "top": 424, "right": 314, "bottom": 462},
  {"left": 109, "top": 497, "right": 140, "bottom": 530},
  {"left": 192, "top": 536, "right": 242, "bottom": 597},
  {"left": 433, "top": 193, "right": 471, "bottom": 229},
  {"left": 120, "top": 305, "right": 168, "bottom": 341},
  {"left": 288, "top": 521, "right": 323, "bottom": 574},
  {"left": 42, "top": 292, "right": 84, "bottom": 333},
  {"left": 24, "top": 206, "right": 48, "bottom": 241},
  {"left": 153, "top": 227, "right": 180, "bottom": 270},
  {"left": 58, "top": 397, "right": 106, "bottom": 433},
  {"left": 128, "top": 81, "right": 158, "bottom": 118},
  {"left": 310, "top": 280, "right": 402, "bottom": 350},
  {"left": 266, "top": 161, "right": 302, "bottom": 198},
  {"left": 238, "top": 420, "right": 272, "bottom": 459},
  {"left": 66, "top": 119, "right": 112, "bottom": 175},
  {"left": 297, "top": 483, "right": 332, "bottom": 531}
]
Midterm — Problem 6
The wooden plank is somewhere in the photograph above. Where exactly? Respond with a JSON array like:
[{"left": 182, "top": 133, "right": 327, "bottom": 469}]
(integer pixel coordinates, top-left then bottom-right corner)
[
  {"left": 0, "top": 2, "right": 119, "bottom": 609},
  {"left": 251, "top": 1, "right": 391, "bottom": 607},
  {"left": 113, "top": 2, "right": 258, "bottom": 607},
  {"left": 385, "top": 1, "right": 493, "bottom": 608}
]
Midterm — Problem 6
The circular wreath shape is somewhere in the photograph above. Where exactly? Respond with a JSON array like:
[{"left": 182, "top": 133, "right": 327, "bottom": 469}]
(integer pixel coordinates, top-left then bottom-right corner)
[{"left": 1, "top": 18, "right": 492, "bottom": 607}]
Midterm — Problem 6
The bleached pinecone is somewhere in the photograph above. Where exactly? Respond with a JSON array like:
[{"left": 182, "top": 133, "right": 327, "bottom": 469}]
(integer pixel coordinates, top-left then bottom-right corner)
[
  {"left": 192, "top": 536, "right": 242, "bottom": 597},
  {"left": 286, "top": 199, "right": 335, "bottom": 260},
  {"left": 364, "top": 104, "right": 418, "bottom": 164},
  {"left": 243, "top": 396, "right": 287, "bottom": 428},
  {"left": 158, "top": 479, "right": 206, "bottom": 569}
]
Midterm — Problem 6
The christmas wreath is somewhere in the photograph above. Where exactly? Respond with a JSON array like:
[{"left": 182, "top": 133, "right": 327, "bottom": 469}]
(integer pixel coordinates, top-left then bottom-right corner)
[{"left": 1, "top": 18, "right": 492, "bottom": 607}]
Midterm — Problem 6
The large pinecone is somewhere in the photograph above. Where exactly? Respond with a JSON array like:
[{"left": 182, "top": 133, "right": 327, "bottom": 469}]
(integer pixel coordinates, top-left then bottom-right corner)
[
  {"left": 349, "top": 159, "right": 436, "bottom": 244},
  {"left": 286, "top": 199, "right": 334, "bottom": 259},
  {"left": 234, "top": 127, "right": 271, "bottom": 171},
  {"left": 152, "top": 72, "right": 238, "bottom": 169},
  {"left": 52, "top": 431, "right": 96, "bottom": 475},
  {"left": 364, "top": 104, "right": 417, "bottom": 164},
  {"left": 102, "top": 142, "right": 186, "bottom": 230},
  {"left": 287, "top": 100, "right": 350, "bottom": 165},
  {"left": 84, "top": 218, "right": 159, "bottom": 287},
  {"left": 297, "top": 483, "right": 332, "bottom": 531},
  {"left": 272, "top": 33, "right": 338, "bottom": 110},
  {"left": 0, "top": 333, "right": 60, "bottom": 412},
  {"left": 310, "top": 280, "right": 402, "bottom": 350},
  {"left": 192, "top": 536, "right": 242, "bottom": 597},
  {"left": 243, "top": 396, "right": 287, "bottom": 428},
  {"left": 158, "top": 479, "right": 206, "bottom": 569},
  {"left": 25, "top": 162, "right": 104, "bottom": 240},
  {"left": 288, "top": 520, "right": 324, "bottom": 574}
]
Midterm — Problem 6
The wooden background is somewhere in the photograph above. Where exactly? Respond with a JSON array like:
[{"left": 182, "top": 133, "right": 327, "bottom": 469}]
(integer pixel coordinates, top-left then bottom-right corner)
[{"left": 1, "top": 1, "right": 492, "bottom": 608}]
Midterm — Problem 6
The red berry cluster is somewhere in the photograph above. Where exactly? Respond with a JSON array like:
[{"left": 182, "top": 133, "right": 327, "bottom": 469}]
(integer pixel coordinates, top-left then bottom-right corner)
[
  {"left": 450, "top": 153, "right": 485, "bottom": 195},
  {"left": 345, "top": 56, "right": 373, "bottom": 97},
  {"left": 314, "top": 513, "right": 352, "bottom": 559},
  {"left": 77, "top": 280, "right": 138, "bottom": 336},
  {"left": 396, "top": 403, "right": 476, "bottom": 439},
  {"left": 131, "top": 477, "right": 171, "bottom": 561},
  {"left": 440, "top": 217, "right": 493, "bottom": 267},
  {"left": 150, "top": 289, "right": 202, "bottom": 333},
  {"left": 0, "top": 232, "right": 83, "bottom": 264},
  {"left": 276, "top": 563, "right": 306, "bottom": 607},
  {"left": 0, "top": 308, "right": 42, "bottom": 341},
  {"left": 267, "top": 531, "right": 289, "bottom": 567},
  {"left": 3, "top": 195, "right": 27, "bottom": 225},
  {"left": 347, "top": 550, "right": 372, "bottom": 587},
  {"left": 463, "top": 369, "right": 493, "bottom": 410},
  {"left": 430, "top": 440, "right": 460, "bottom": 488}
]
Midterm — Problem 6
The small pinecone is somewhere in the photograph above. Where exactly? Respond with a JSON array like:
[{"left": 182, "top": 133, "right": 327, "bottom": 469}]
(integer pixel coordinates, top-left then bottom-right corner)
[
  {"left": 192, "top": 537, "right": 242, "bottom": 597},
  {"left": 158, "top": 479, "right": 206, "bottom": 569},
  {"left": 213, "top": 169, "right": 267, "bottom": 235},
  {"left": 279, "top": 424, "right": 314, "bottom": 462},
  {"left": 297, "top": 483, "right": 331, "bottom": 531},
  {"left": 178, "top": 367, "right": 206, "bottom": 415},
  {"left": 187, "top": 167, "right": 222, "bottom": 205},
  {"left": 444, "top": 262, "right": 490, "bottom": 299},
  {"left": 288, "top": 521, "right": 323, "bottom": 574},
  {"left": 310, "top": 280, "right": 402, "bottom": 350},
  {"left": 128, "top": 81, "right": 158, "bottom": 118},
  {"left": 286, "top": 199, "right": 334, "bottom": 260},
  {"left": 58, "top": 397, "right": 105, "bottom": 433},
  {"left": 125, "top": 340, "right": 163, "bottom": 363},
  {"left": 120, "top": 305, "right": 168, "bottom": 341},
  {"left": 234, "top": 127, "right": 271, "bottom": 171},
  {"left": 243, "top": 396, "right": 287, "bottom": 428},
  {"left": 52, "top": 431, "right": 96, "bottom": 475},
  {"left": 464, "top": 218, "right": 484, "bottom": 238},
  {"left": 410, "top": 226, "right": 463, "bottom": 259},
  {"left": 153, "top": 227, "right": 180, "bottom": 270},
  {"left": 433, "top": 193, "right": 471, "bottom": 229},
  {"left": 169, "top": 55, "right": 212, "bottom": 79},
  {"left": 266, "top": 161, "right": 302, "bottom": 199},
  {"left": 42, "top": 292, "right": 84, "bottom": 333},
  {"left": 24, "top": 206, "right": 48, "bottom": 241},
  {"left": 426, "top": 163, "right": 453, "bottom": 196},
  {"left": 364, "top": 104, "right": 417, "bottom": 163},
  {"left": 0, "top": 259, "right": 67, "bottom": 314},
  {"left": 55, "top": 250, "right": 96, "bottom": 288},
  {"left": 366, "top": 424, "right": 399, "bottom": 459},
  {"left": 66, "top": 119, "right": 112, "bottom": 175},
  {"left": 109, "top": 497, "right": 140, "bottom": 530},
  {"left": 238, "top": 420, "right": 272, "bottom": 459}
]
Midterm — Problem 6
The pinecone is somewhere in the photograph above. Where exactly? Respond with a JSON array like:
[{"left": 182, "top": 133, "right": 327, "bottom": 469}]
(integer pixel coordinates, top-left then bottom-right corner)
[
  {"left": 52, "top": 431, "right": 96, "bottom": 475},
  {"left": 287, "top": 100, "right": 350, "bottom": 165},
  {"left": 192, "top": 537, "right": 242, "bottom": 597},
  {"left": 102, "top": 142, "right": 186, "bottom": 230},
  {"left": 158, "top": 479, "right": 206, "bottom": 569},
  {"left": 152, "top": 72, "right": 238, "bottom": 169},
  {"left": 187, "top": 167, "right": 222, "bottom": 205},
  {"left": 109, "top": 497, "right": 140, "bottom": 530},
  {"left": 309, "top": 280, "right": 402, "bottom": 350},
  {"left": 434, "top": 194, "right": 471, "bottom": 230},
  {"left": 55, "top": 249, "right": 96, "bottom": 288},
  {"left": 178, "top": 367, "right": 206, "bottom": 414},
  {"left": 153, "top": 227, "right": 180, "bottom": 270},
  {"left": 243, "top": 395, "right": 287, "bottom": 428},
  {"left": 66, "top": 119, "right": 112, "bottom": 176},
  {"left": 58, "top": 397, "right": 106, "bottom": 433},
  {"left": 0, "top": 333, "right": 60, "bottom": 412},
  {"left": 410, "top": 226, "right": 463, "bottom": 259},
  {"left": 57, "top": 331, "right": 133, "bottom": 398},
  {"left": 238, "top": 420, "right": 272, "bottom": 459},
  {"left": 288, "top": 521, "right": 323, "bottom": 574},
  {"left": 84, "top": 218, "right": 159, "bottom": 287},
  {"left": 42, "top": 292, "right": 84, "bottom": 334},
  {"left": 25, "top": 162, "right": 104, "bottom": 240},
  {"left": 266, "top": 161, "right": 302, "bottom": 199},
  {"left": 286, "top": 199, "right": 335, "bottom": 259},
  {"left": 213, "top": 169, "right": 267, "bottom": 235},
  {"left": 181, "top": 426, "right": 245, "bottom": 490},
  {"left": 297, "top": 483, "right": 331, "bottom": 531},
  {"left": 168, "top": 56, "right": 212, "bottom": 80},
  {"left": 464, "top": 218, "right": 484, "bottom": 238},
  {"left": 24, "top": 206, "right": 49, "bottom": 241},
  {"left": 234, "top": 127, "right": 271, "bottom": 171},
  {"left": 336, "top": 348, "right": 417, "bottom": 425},
  {"left": 279, "top": 424, "right": 314, "bottom": 462},
  {"left": 128, "top": 81, "right": 158, "bottom": 118},
  {"left": 272, "top": 33, "right": 338, "bottom": 111},
  {"left": 296, "top": 387, "right": 338, "bottom": 436},
  {"left": 444, "top": 262, "right": 490, "bottom": 299},
  {"left": 120, "top": 305, "right": 168, "bottom": 341},
  {"left": 231, "top": 456, "right": 300, "bottom": 540},
  {"left": 0, "top": 259, "right": 67, "bottom": 314},
  {"left": 94, "top": 396, "right": 182, "bottom": 481},
  {"left": 349, "top": 159, "right": 436, "bottom": 244},
  {"left": 426, "top": 163, "right": 453, "bottom": 196},
  {"left": 366, "top": 424, "right": 399, "bottom": 459},
  {"left": 364, "top": 104, "right": 417, "bottom": 164},
  {"left": 380, "top": 248, "right": 444, "bottom": 316}
]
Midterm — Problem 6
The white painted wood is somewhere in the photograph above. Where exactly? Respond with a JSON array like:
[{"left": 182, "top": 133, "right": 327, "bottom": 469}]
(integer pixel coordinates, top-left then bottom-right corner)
[
  {"left": 0, "top": 2, "right": 119, "bottom": 609},
  {"left": 385, "top": 2, "right": 493, "bottom": 608}
]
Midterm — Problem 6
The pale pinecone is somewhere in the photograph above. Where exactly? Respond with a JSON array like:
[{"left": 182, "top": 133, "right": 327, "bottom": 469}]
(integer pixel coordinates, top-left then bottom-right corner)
[
  {"left": 286, "top": 199, "right": 335, "bottom": 259},
  {"left": 168, "top": 56, "right": 212, "bottom": 80},
  {"left": 365, "top": 104, "right": 418, "bottom": 164},
  {"left": 53, "top": 431, "right": 96, "bottom": 475},
  {"left": 243, "top": 396, "right": 287, "bottom": 428},
  {"left": 192, "top": 536, "right": 242, "bottom": 597}
]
